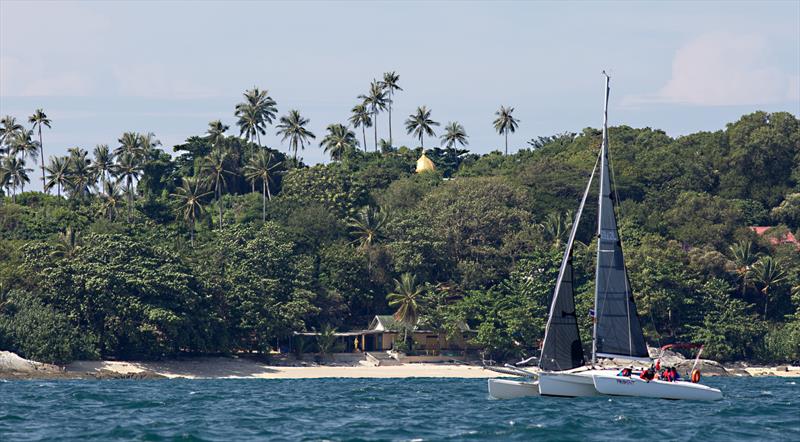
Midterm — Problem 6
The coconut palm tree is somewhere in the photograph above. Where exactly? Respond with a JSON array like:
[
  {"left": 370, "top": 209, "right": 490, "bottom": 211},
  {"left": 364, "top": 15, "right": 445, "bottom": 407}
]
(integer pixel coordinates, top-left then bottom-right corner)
[
  {"left": 493, "top": 106, "right": 520, "bottom": 155},
  {"left": 206, "top": 120, "right": 229, "bottom": 149},
  {"left": 139, "top": 132, "right": 161, "bottom": 153},
  {"left": 66, "top": 149, "right": 94, "bottom": 199},
  {"left": 440, "top": 121, "right": 469, "bottom": 148},
  {"left": 9, "top": 130, "right": 40, "bottom": 165},
  {"left": 540, "top": 210, "right": 573, "bottom": 249},
  {"left": 727, "top": 240, "right": 760, "bottom": 295},
  {"left": 114, "top": 152, "right": 143, "bottom": 223},
  {"left": 115, "top": 132, "right": 143, "bottom": 159},
  {"left": 349, "top": 104, "right": 372, "bottom": 151},
  {"left": 0, "top": 116, "right": 23, "bottom": 154},
  {"left": 320, "top": 124, "right": 358, "bottom": 161},
  {"left": 405, "top": 106, "right": 439, "bottom": 148},
  {"left": 202, "top": 148, "right": 233, "bottom": 228},
  {"left": 44, "top": 156, "right": 70, "bottom": 197},
  {"left": 28, "top": 109, "right": 51, "bottom": 192},
  {"left": 243, "top": 151, "right": 280, "bottom": 222},
  {"left": 91, "top": 144, "right": 114, "bottom": 190},
  {"left": 380, "top": 71, "right": 402, "bottom": 145},
  {"left": 0, "top": 164, "right": 9, "bottom": 200},
  {"left": 235, "top": 87, "right": 277, "bottom": 146},
  {"left": 749, "top": 256, "right": 788, "bottom": 320},
  {"left": 347, "top": 205, "right": 388, "bottom": 250},
  {"left": 98, "top": 181, "right": 124, "bottom": 221},
  {"left": 171, "top": 175, "right": 211, "bottom": 247},
  {"left": 50, "top": 226, "right": 82, "bottom": 259},
  {"left": 359, "top": 80, "right": 387, "bottom": 151},
  {"left": 276, "top": 110, "right": 315, "bottom": 161},
  {"left": 4, "top": 156, "right": 31, "bottom": 201},
  {"left": 387, "top": 273, "right": 424, "bottom": 347}
]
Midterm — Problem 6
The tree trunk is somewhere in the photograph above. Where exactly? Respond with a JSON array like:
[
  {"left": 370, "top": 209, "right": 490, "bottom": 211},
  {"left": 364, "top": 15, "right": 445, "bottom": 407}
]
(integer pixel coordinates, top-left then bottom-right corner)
[
  {"left": 217, "top": 180, "right": 222, "bottom": 229},
  {"left": 127, "top": 176, "right": 132, "bottom": 223},
  {"left": 262, "top": 180, "right": 266, "bottom": 222},
  {"left": 373, "top": 112, "right": 378, "bottom": 152},
  {"left": 38, "top": 126, "right": 46, "bottom": 193},
  {"left": 388, "top": 97, "right": 393, "bottom": 146},
  {"left": 190, "top": 218, "right": 195, "bottom": 247},
  {"left": 763, "top": 289, "right": 769, "bottom": 320},
  {"left": 362, "top": 126, "right": 367, "bottom": 152},
  {"left": 505, "top": 131, "right": 508, "bottom": 155}
]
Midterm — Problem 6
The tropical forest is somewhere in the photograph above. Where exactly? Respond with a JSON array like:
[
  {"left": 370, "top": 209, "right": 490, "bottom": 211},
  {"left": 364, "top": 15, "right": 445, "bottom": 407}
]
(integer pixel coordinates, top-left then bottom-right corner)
[{"left": 0, "top": 73, "right": 799, "bottom": 365}]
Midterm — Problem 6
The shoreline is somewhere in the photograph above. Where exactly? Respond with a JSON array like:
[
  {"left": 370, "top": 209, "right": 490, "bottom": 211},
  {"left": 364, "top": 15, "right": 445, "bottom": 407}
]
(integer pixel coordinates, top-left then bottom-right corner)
[{"left": 2, "top": 352, "right": 799, "bottom": 381}]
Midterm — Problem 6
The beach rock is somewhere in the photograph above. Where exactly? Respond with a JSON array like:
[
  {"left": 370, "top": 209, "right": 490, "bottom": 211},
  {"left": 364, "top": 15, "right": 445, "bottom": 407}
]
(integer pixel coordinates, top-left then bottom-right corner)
[{"left": 0, "top": 351, "right": 62, "bottom": 375}]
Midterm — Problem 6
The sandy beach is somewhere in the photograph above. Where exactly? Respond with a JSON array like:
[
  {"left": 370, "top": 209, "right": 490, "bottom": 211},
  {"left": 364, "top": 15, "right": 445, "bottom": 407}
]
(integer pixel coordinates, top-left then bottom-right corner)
[{"left": 64, "top": 358, "right": 499, "bottom": 380}]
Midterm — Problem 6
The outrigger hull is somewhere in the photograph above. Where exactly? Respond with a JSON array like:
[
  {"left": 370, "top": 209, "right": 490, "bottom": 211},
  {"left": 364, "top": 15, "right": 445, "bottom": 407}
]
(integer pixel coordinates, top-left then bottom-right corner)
[
  {"left": 487, "top": 378, "right": 540, "bottom": 399},
  {"left": 592, "top": 375, "right": 723, "bottom": 401},
  {"left": 537, "top": 371, "right": 602, "bottom": 397}
]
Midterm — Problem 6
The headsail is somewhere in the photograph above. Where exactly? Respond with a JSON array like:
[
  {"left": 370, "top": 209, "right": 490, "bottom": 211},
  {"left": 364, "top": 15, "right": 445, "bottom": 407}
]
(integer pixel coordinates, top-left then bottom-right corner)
[
  {"left": 539, "top": 154, "right": 600, "bottom": 371},
  {"left": 592, "top": 73, "right": 649, "bottom": 362}
]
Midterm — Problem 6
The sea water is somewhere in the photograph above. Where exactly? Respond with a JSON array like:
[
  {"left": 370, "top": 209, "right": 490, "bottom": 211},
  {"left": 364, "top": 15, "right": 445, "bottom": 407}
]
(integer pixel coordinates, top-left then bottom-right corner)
[{"left": 1, "top": 377, "right": 798, "bottom": 441}]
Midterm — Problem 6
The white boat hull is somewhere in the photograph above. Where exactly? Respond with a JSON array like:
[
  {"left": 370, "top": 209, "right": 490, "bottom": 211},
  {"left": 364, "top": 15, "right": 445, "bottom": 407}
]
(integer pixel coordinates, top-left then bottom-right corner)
[
  {"left": 538, "top": 370, "right": 603, "bottom": 397},
  {"left": 487, "top": 378, "right": 540, "bottom": 399},
  {"left": 592, "top": 375, "right": 723, "bottom": 401}
]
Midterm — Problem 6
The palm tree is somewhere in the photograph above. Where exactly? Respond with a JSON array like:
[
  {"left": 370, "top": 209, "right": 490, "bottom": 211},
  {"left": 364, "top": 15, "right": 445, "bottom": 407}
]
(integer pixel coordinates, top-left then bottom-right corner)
[
  {"left": 349, "top": 104, "right": 372, "bottom": 151},
  {"left": 114, "top": 153, "right": 143, "bottom": 223},
  {"left": 98, "top": 181, "right": 124, "bottom": 221},
  {"left": 359, "top": 80, "right": 387, "bottom": 151},
  {"left": 202, "top": 148, "right": 232, "bottom": 228},
  {"left": 91, "top": 144, "right": 114, "bottom": 190},
  {"left": 235, "top": 87, "right": 277, "bottom": 146},
  {"left": 28, "top": 109, "right": 51, "bottom": 192},
  {"left": 139, "top": 132, "right": 161, "bottom": 154},
  {"left": 749, "top": 256, "right": 788, "bottom": 320},
  {"left": 4, "top": 157, "right": 31, "bottom": 201},
  {"left": 276, "top": 110, "right": 316, "bottom": 161},
  {"left": 347, "top": 206, "right": 388, "bottom": 250},
  {"left": 206, "top": 120, "right": 229, "bottom": 149},
  {"left": 44, "top": 156, "right": 70, "bottom": 197},
  {"left": 0, "top": 163, "right": 9, "bottom": 200},
  {"left": 315, "top": 324, "right": 338, "bottom": 359},
  {"left": 320, "top": 124, "right": 358, "bottom": 161},
  {"left": 115, "top": 132, "right": 143, "bottom": 159},
  {"left": 493, "top": 106, "right": 520, "bottom": 155},
  {"left": 0, "top": 116, "right": 23, "bottom": 154},
  {"left": 440, "top": 121, "right": 469, "bottom": 148},
  {"left": 50, "top": 226, "right": 82, "bottom": 259},
  {"left": 540, "top": 210, "right": 573, "bottom": 249},
  {"left": 9, "top": 130, "right": 40, "bottom": 165},
  {"left": 66, "top": 149, "right": 94, "bottom": 199},
  {"left": 171, "top": 175, "right": 211, "bottom": 247},
  {"left": 387, "top": 273, "right": 424, "bottom": 347},
  {"left": 727, "top": 240, "right": 759, "bottom": 295},
  {"left": 243, "top": 151, "right": 280, "bottom": 222},
  {"left": 405, "top": 106, "right": 439, "bottom": 148},
  {"left": 380, "top": 71, "right": 402, "bottom": 145}
]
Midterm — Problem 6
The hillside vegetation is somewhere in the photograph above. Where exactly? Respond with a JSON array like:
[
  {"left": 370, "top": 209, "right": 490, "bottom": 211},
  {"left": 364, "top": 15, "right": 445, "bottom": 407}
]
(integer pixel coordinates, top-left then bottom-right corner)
[{"left": 0, "top": 103, "right": 798, "bottom": 364}]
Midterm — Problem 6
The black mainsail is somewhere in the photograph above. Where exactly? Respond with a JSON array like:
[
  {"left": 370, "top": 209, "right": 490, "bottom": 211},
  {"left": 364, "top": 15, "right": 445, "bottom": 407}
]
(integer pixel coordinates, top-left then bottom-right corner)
[
  {"left": 539, "top": 154, "right": 599, "bottom": 371},
  {"left": 592, "top": 73, "right": 649, "bottom": 361}
]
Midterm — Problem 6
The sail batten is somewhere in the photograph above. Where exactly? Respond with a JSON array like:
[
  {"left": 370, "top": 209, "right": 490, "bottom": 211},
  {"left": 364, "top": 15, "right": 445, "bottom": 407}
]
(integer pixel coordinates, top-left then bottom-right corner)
[{"left": 591, "top": 73, "right": 649, "bottom": 362}]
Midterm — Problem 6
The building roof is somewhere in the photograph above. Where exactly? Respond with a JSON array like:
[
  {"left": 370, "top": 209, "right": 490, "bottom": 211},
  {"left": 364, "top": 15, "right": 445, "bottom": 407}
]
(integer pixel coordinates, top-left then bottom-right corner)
[
  {"left": 750, "top": 226, "right": 799, "bottom": 248},
  {"left": 370, "top": 315, "right": 406, "bottom": 331}
]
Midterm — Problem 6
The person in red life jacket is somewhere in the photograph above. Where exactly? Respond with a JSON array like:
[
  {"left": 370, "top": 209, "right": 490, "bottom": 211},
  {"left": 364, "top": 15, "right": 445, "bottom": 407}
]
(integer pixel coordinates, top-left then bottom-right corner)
[
  {"left": 617, "top": 367, "right": 633, "bottom": 377},
  {"left": 640, "top": 365, "right": 656, "bottom": 382},
  {"left": 655, "top": 359, "right": 661, "bottom": 372},
  {"left": 671, "top": 367, "right": 680, "bottom": 381}
]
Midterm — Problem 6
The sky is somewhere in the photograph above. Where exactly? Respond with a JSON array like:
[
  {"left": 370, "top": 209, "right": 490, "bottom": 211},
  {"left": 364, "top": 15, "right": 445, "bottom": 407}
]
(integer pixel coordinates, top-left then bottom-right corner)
[{"left": 1, "top": 0, "right": 799, "bottom": 190}]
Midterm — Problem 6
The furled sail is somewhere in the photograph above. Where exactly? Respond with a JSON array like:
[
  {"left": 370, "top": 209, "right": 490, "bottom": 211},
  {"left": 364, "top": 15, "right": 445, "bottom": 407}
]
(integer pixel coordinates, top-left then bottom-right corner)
[
  {"left": 539, "top": 154, "right": 599, "bottom": 371},
  {"left": 592, "top": 74, "right": 649, "bottom": 361}
]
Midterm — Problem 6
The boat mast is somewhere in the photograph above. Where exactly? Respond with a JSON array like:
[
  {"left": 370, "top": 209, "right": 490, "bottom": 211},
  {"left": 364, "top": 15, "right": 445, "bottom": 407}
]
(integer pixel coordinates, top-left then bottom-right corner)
[{"left": 591, "top": 72, "right": 611, "bottom": 365}]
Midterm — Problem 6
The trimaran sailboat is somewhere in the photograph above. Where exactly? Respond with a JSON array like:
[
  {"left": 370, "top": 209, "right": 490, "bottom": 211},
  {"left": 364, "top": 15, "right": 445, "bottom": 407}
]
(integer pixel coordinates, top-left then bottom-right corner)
[{"left": 487, "top": 73, "right": 722, "bottom": 401}]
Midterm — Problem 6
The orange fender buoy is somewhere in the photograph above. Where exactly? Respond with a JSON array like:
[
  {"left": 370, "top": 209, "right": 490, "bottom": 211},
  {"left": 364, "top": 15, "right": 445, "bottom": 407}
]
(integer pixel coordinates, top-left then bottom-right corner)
[{"left": 691, "top": 369, "right": 701, "bottom": 383}]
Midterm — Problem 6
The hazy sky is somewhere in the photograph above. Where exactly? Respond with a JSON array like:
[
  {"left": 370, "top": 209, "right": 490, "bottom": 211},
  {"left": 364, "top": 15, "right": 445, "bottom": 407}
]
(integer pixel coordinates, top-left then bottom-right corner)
[{"left": 1, "top": 0, "right": 798, "bottom": 189}]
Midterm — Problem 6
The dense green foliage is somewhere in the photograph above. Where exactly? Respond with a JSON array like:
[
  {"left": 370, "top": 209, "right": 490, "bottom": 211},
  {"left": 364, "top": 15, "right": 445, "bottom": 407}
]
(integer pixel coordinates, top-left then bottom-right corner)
[{"left": 1, "top": 103, "right": 799, "bottom": 365}]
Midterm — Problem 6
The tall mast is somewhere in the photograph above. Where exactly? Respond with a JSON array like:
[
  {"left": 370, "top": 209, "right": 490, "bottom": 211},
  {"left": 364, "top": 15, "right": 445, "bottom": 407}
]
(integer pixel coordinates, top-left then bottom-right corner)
[{"left": 591, "top": 72, "right": 611, "bottom": 364}]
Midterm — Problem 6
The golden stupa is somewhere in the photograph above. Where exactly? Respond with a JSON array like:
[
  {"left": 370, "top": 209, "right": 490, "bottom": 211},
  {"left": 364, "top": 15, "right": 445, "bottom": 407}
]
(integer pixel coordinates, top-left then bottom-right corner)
[{"left": 416, "top": 153, "right": 435, "bottom": 173}]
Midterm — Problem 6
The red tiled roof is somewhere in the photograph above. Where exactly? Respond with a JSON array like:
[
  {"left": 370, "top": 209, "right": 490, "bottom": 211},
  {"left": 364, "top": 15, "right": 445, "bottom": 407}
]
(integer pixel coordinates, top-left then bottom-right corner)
[{"left": 749, "top": 226, "right": 799, "bottom": 247}]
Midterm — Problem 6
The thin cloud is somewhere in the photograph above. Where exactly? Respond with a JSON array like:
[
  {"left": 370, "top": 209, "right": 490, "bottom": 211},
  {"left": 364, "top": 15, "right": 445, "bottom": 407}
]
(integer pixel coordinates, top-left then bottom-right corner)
[{"left": 623, "top": 32, "right": 799, "bottom": 107}]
